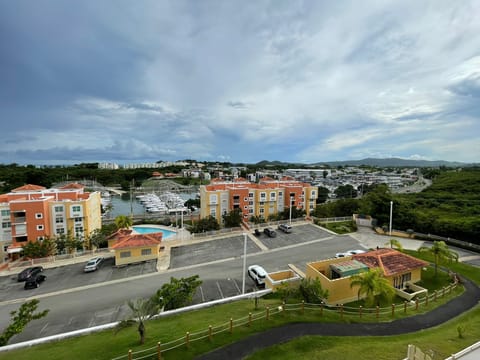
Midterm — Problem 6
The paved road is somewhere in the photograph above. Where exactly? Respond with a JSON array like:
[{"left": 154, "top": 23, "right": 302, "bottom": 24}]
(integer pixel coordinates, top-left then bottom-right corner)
[{"left": 197, "top": 275, "right": 480, "bottom": 360}]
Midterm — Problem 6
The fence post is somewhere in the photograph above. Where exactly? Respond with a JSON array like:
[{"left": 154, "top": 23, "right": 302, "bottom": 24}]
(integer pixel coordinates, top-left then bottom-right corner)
[
  {"left": 128, "top": 349, "right": 132, "bottom": 360},
  {"left": 301, "top": 300, "right": 305, "bottom": 315},
  {"left": 248, "top": 312, "right": 252, "bottom": 327},
  {"left": 266, "top": 306, "right": 270, "bottom": 320},
  {"left": 425, "top": 294, "right": 429, "bottom": 306},
  {"left": 157, "top": 342, "right": 161, "bottom": 360},
  {"left": 415, "top": 298, "right": 419, "bottom": 311},
  {"left": 443, "top": 287, "right": 446, "bottom": 298},
  {"left": 359, "top": 305, "right": 362, "bottom": 318},
  {"left": 376, "top": 306, "right": 379, "bottom": 319},
  {"left": 320, "top": 302, "right": 323, "bottom": 316},
  {"left": 230, "top": 318, "right": 233, "bottom": 333},
  {"left": 208, "top": 325, "right": 212, "bottom": 341},
  {"left": 404, "top": 301, "right": 407, "bottom": 314},
  {"left": 391, "top": 304, "right": 395, "bottom": 317},
  {"left": 186, "top": 331, "right": 190, "bottom": 348}
]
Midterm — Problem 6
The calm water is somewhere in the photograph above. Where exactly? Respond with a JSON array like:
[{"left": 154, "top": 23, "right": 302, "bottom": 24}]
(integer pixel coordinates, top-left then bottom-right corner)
[
  {"left": 106, "top": 193, "right": 196, "bottom": 218},
  {"left": 132, "top": 226, "right": 176, "bottom": 238}
]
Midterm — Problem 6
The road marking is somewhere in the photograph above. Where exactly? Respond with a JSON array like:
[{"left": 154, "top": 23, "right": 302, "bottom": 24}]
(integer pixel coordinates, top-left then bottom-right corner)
[
  {"left": 40, "top": 323, "right": 48, "bottom": 334},
  {"left": 216, "top": 281, "right": 224, "bottom": 298},
  {"left": 232, "top": 279, "right": 241, "bottom": 294},
  {"left": 199, "top": 286, "right": 205, "bottom": 302}
]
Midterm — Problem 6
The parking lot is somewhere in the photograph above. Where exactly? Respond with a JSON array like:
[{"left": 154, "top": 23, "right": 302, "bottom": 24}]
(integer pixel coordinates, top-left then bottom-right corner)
[{"left": 255, "top": 224, "right": 333, "bottom": 249}]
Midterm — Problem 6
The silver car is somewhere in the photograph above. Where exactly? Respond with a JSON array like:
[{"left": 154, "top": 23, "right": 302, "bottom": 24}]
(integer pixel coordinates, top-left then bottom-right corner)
[{"left": 84, "top": 257, "right": 104, "bottom": 272}]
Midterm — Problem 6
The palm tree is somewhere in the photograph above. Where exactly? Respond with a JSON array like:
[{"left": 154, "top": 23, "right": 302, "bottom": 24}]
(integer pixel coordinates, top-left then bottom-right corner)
[
  {"left": 114, "top": 215, "right": 132, "bottom": 230},
  {"left": 115, "top": 298, "right": 161, "bottom": 344},
  {"left": 385, "top": 238, "right": 403, "bottom": 252},
  {"left": 418, "top": 240, "right": 458, "bottom": 277},
  {"left": 350, "top": 268, "right": 395, "bottom": 307}
]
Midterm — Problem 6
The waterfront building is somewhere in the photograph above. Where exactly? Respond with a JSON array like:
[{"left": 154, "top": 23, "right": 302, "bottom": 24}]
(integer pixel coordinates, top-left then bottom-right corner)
[
  {"left": 199, "top": 177, "right": 317, "bottom": 224},
  {"left": 0, "top": 183, "right": 101, "bottom": 260}
]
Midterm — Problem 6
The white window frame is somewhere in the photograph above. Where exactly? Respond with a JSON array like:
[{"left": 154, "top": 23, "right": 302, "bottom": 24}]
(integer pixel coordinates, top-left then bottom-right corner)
[{"left": 36, "top": 224, "right": 44, "bottom": 230}]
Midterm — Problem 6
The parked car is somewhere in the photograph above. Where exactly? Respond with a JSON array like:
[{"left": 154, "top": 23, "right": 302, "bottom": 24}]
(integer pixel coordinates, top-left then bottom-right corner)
[
  {"left": 84, "top": 257, "right": 104, "bottom": 272},
  {"left": 17, "top": 266, "right": 44, "bottom": 282},
  {"left": 278, "top": 223, "right": 292, "bottom": 233},
  {"left": 263, "top": 228, "right": 277, "bottom": 238},
  {"left": 24, "top": 274, "right": 46, "bottom": 290},
  {"left": 347, "top": 249, "right": 367, "bottom": 255},
  {"left": 254, "top": 229, "right": 261, "bottom": 236},
  {"left": 335, "top": 252, "right": 350, "bottom": 258},
  {"left": 247, "top": 264, "right": 268, "bottom": 286}
]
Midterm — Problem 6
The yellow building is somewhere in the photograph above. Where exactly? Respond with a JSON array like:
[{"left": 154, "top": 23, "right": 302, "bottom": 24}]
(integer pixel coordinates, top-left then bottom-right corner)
[
  {"left": 109, "top": 231, "right": 162, "bottom": 266},
  {"left": 305, "top": 248, "right": 428, "bottom": 305},
  {"left": 199, "top": 177, "right": 317, "bottom": 224}
]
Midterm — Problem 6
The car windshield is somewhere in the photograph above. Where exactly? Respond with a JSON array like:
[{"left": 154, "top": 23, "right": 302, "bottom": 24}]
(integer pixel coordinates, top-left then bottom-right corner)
[{"left": 86, "top": 261, "right": 96, "bottom": 266}]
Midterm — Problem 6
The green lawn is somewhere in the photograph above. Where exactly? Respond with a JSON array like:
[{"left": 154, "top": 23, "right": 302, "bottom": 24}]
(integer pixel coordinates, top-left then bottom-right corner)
[{"left": 0, "top": 252, "right": 478, "bottom": 360}]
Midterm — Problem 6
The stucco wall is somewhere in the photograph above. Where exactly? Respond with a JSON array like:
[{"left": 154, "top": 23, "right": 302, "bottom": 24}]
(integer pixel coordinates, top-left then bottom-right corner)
[{"left": 114, "top": 246, "right": 159, "bottom": 266}]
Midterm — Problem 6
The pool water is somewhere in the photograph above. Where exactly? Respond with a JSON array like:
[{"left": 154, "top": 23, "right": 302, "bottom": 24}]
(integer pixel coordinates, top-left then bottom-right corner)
[{"left": 132, "top": 226, "right": 176, "bottom": 239}]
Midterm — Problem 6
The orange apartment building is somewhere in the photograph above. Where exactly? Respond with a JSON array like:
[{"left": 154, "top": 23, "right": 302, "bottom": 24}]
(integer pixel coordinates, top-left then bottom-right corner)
[
  {"left": 0, "top": 183, "right": 102, "bottom": 261},
  {"left": 199, "top": 177, "right": 318, "bottom": 224}
]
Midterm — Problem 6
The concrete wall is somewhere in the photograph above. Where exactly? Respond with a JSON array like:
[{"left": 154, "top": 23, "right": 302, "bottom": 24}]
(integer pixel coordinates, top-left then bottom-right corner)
[{"left": 265, "top": 269, "right": 301, "bottom": 291}]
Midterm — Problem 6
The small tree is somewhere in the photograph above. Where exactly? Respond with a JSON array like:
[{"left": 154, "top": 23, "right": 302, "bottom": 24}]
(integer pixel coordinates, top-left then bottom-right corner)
[
  {"left": 116, "top": 298, "right": 161, "bottom": 345},
  {"left": 298, "top": 278, "right": 329, "bottom": 304},
  {"left": 151, "top": 275, "right": 202, "bottom": 311},
  {"left": 385, "top": 238, "right": 403, "bottom": 252},
  {"left": 114, "top": 215, "right": 133, "bottom": 230},
  {"left": 418, "top": 241, "right": 458, "bottom": 277},
  {"left": 276, "top": 282, "right": 299, "bottom": 303},
  {"left": 222, "top": 209, "right": 243, "bottom": 228},
  {"left": 350, "top": 268, "right": 395, "bottom": 307},
  {"left": 0, "top": 299, "right": 49, "bottom": 346}
]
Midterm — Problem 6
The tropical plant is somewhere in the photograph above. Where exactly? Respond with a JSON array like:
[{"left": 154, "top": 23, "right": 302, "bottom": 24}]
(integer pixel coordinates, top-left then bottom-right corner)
[
  {"left": 298, "top": 278, "right": 329, "bottom": 304},
  {"left": 349, "top": 268, "right": 395, "bottom": 307},
  {"left": 222, "top": 209, "right": 243, "bottom": 228},
  {"left": 385, "top": 238, "right": 403, "bottom": 252},
  {"left": 0, "top": 299, "right": 49, "bottom": 346},
  {"left": 418, "top": 240, "right": 459, "bottom": 277},
  {"left": 114, "top": 215, "right": 133, "bottom": 230},
  {"left": 151, "top": 275, "right": 202, "bottom": 311},
  {"left": 115, "top": 298, "right": 161, "bottom": 345}
]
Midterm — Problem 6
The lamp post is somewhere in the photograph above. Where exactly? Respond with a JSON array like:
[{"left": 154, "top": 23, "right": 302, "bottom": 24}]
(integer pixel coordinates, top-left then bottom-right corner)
[
  {"left": 242, "top": 233, "right": 247, "bottom": 294},
  {"left": 289, "top": 195, "right": 293, "bottom": 225},
  {"left": 389, "top": 201, "right": 393, "bottom": 236}
]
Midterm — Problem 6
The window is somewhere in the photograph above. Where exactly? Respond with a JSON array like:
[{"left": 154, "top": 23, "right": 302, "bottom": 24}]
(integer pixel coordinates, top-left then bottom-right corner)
[
  {"left": 120, "top": 251, "right": 131, "bottom": 258},
  {"left": 248, "top": 192, "right": 254, "bottom": 198},
  {"left": 259, "top": 208, "right": 264, "bottom": 214},
  {"left": 244, "top": 197, "right": 248, "bottom": 201},
  {"left": 36, "top": 225, "right": 44, "bottom": 231},
  {"left": 209, "top": 194, "right": 218, "bottom": 204},
  {"left": 249, "top": 201, "right": 253, "bottom": 205},
  {"left": 56, "top": 228, "right": 65, "bottom": 235},
  {"left": 260, "top": 192, "right": 266, "bottom": 199},
  {"left": 210, "top": 209, "right": 216, "bottom": 217},
  {"left": 1, "top": 209, "right": 10, "bottom": 217},
  {"left": 75, "top": 226, "right": 83, "bottom": 234},
  {"left": 35, "top": 213, "right": 43, "bottom": 219},
  {"left": 141, "top": 248, "right": 152, "bottom": 256},
  {"left": 72, "top": 205, "right": 81, "bottom": 212},
  {"left": 74, "top": 217, "right": 83, "bottom": 223},
  {"left": 278, "top": 191, "right": 283, "bottom": 197},
  {"left": 270, "top": 192, "right": 276, "bottom": 201},
  {"left": 2, "top": 222, "right": 11, "bottom": 229},
  {"left": 55, "top": 217, "right": 63, "bottom": 223},
  {"left": 37, "top": 236, "right": 44, "bottom": 241},
  {"left": 311, "top": 190, "right": 316, "bottom": 197},
  {"left": 54, "top": 206, "right": 63, "bottom": 212}
]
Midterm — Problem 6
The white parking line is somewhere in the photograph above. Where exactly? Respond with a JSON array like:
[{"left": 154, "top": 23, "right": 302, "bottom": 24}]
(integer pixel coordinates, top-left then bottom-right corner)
[
  {"left": 216, "top": 281, "right": 224, "bottom": 298},
  {"left": 40, "top": 323, "right": 48, "bottom": 334},
  {"left": 199, "top": 286, "right": 205, "bottom": 302},
  {"left": 232, "top": 279, "right": 241, "bottom": 294}
]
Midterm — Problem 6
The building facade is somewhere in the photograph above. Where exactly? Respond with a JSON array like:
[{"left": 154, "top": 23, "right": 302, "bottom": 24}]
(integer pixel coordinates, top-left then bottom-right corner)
[
  {"left": 199, "top": 177, "right": 318, "bottom": 224},
  {"left": 0, "top": 183, "right": 101, "bottom": 259}
]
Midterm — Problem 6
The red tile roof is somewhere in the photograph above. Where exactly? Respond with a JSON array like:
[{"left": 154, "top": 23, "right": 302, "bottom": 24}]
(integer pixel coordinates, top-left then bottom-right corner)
[
  {"left": 59, "top": 183, "right": 85, "bottom": 189},
  {"left": 353, "top": 248, "right": 428, "bottom": 276},
  {"left": 111, "top": 233, "right": 162, "bottom": 249},
  {"left": 11, "top": 184, "right": 46, "bottom": 192}
]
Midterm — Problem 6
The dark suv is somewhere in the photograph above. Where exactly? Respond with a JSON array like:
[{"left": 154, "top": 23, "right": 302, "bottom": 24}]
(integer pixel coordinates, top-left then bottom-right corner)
[
  {"left": 263, "top": 227, "right": 277, "bottom": 238},
  {"left": 24, "top": 274, "right": 46, "bottom": 290},
  {"left": 17, "top": 266, "right": 44, "bottom": 282}
]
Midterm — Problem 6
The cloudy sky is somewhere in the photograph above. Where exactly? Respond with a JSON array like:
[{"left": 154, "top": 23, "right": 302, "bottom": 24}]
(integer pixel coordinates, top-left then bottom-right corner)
[{"left": 1, "top": 1, "right": 479, "bottom": 165}]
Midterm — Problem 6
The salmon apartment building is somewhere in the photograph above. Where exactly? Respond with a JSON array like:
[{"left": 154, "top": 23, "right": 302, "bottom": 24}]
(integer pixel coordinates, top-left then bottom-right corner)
[
  {"left": 0, "top": 183, "right": 102, "bottom": 261},
  {"left": 199, "top": 177, "right": 318, "bottom": 224}
]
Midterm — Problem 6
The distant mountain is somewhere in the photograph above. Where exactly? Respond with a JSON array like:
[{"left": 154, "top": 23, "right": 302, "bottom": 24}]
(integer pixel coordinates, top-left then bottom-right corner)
[
  {"left": 313, "top": 158, "right": 473, "bottom": 168},
  {"left": 252, "top": 158, "right": 475, "bottom": 168}
]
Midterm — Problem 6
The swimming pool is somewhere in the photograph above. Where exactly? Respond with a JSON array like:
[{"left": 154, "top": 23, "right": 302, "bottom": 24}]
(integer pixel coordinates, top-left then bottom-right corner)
[{"left": 132, "top": 226, "right": 176, "bottom": 239}]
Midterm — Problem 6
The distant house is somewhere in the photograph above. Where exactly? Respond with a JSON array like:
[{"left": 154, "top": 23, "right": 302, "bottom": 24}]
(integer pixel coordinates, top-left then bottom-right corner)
[
  {"left": 306, "top": 248, "right": 428, "bottom": 305},
  {"left": 108, "top": 230, "right": 163, "bottom": 266}
]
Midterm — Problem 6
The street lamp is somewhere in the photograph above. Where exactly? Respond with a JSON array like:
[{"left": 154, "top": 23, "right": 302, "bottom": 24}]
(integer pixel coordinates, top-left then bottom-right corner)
[
  {"left": 389, "top": 201, "right": 393, "bottom": 236},
  {"left": 289, "top": 194, "right": 293, "bottom": 225},
  {"left": 242, "top": 233, "right": 247, "bottom": 294}
]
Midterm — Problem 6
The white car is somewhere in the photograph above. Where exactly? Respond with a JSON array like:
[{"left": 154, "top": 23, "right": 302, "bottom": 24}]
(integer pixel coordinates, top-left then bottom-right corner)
[
  {"left": 84, "top": 257, "right": 104, "bottom": 272},
  {"left": 335, "top": 252, "right": 350, "bottom": 258},
  {"left": 347, "top": 249, "right": 367, "bottom": 255},
  {"left": 247, "top": 265, "right": 268, "bottom": 286}
]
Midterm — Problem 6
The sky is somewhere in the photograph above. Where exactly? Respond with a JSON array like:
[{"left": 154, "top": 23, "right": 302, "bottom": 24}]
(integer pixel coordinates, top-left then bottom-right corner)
[{"left": 1, "top": 1, "right": 479, "bottom": 165}]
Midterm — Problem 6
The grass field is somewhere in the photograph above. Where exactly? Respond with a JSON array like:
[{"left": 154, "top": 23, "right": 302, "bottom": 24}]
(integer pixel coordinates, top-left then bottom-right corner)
[{"left": 0, "top": 251, "right": 478, "bottom": 360}]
